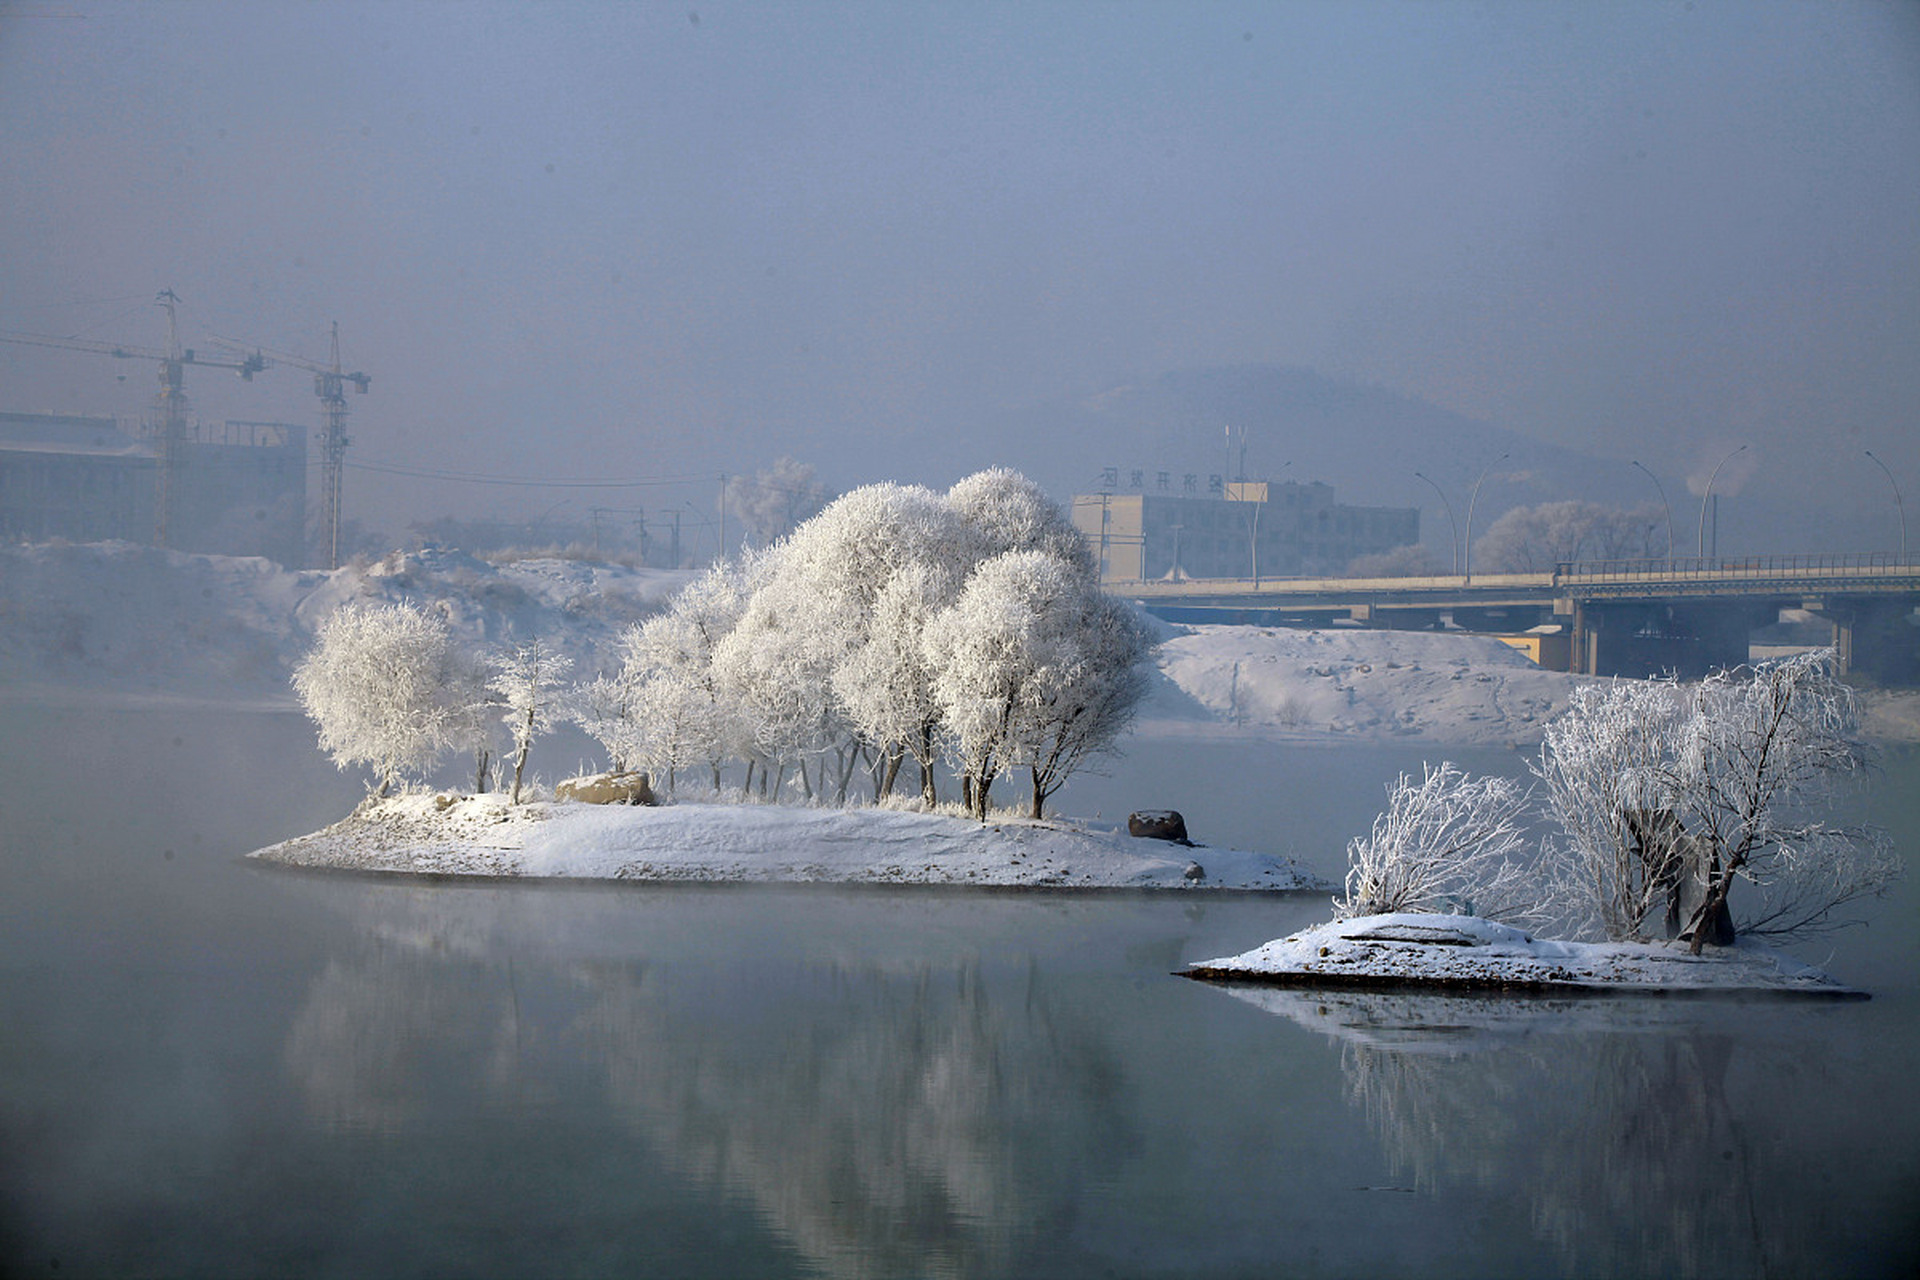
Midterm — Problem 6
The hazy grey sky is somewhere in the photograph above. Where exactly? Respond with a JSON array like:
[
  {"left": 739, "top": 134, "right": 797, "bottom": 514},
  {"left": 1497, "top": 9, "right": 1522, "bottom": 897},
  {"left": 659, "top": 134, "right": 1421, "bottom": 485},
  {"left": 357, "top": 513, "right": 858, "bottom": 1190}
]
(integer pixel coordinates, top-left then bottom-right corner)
[{"left": 2, "top": 1, "right": 1916, "bottom": 542}]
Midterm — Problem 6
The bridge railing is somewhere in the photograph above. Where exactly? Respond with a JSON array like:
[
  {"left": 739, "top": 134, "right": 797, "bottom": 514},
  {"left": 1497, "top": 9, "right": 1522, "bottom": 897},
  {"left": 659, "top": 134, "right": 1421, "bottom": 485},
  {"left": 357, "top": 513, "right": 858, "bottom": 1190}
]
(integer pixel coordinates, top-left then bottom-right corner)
[{"left": 1556, "top": 553, "right": 1914, "bottom": 584}]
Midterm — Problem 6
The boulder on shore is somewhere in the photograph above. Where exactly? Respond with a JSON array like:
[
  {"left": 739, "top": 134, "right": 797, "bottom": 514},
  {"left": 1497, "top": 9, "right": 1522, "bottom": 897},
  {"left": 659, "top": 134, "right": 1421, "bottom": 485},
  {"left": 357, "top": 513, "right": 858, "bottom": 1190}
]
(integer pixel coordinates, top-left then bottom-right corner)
[
  {"left": 1128, "top": 810, "right": 1192, "bottom": 845},
  {"left": 556, "top": 770, "right": 655, "bottom": 806}
]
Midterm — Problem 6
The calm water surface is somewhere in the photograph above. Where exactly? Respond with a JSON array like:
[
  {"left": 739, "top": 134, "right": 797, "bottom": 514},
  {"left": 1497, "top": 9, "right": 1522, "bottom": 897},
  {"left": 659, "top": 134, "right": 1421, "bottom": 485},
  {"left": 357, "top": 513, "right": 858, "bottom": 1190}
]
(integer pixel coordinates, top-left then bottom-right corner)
[{"left": 1, "top": 706, "right": 1916, "bottom": 1278}]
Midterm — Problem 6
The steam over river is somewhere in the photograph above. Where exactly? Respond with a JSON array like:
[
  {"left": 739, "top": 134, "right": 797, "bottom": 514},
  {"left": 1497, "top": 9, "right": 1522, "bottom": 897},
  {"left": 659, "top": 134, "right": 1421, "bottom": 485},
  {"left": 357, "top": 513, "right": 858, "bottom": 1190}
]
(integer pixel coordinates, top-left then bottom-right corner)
[{"left": 3, "top": 705, "right": 1916, "bottom": 1277}]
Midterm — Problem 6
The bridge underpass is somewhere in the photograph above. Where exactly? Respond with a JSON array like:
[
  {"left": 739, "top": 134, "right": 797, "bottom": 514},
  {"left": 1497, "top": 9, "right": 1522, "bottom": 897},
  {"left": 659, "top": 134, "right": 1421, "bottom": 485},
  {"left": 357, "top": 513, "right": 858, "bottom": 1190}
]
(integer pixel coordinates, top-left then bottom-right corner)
[{"left": 1113, "top": 556, "right": 1920, "bottom": 685}]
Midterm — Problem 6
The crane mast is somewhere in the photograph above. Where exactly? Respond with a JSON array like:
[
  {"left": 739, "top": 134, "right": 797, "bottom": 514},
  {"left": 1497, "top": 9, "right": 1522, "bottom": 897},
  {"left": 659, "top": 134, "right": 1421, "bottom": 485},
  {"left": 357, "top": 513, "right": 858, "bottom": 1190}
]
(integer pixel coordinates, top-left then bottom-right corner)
[{"left": 210, "top": 323, "right": 371, "bottom": 569}]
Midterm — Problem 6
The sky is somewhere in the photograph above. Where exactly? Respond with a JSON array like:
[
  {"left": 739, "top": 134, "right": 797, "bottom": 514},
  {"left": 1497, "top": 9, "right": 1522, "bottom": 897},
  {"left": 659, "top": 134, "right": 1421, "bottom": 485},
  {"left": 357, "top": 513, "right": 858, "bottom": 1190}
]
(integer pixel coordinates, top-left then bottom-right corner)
[{"left": 2, "top": 0, "right": 1916, "bottom": 551}]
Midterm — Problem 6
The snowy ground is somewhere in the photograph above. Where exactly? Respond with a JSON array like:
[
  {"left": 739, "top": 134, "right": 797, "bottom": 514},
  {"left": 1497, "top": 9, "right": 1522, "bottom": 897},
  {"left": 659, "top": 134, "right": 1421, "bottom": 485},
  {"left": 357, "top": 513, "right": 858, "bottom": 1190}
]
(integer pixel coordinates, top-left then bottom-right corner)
[
  {"left": 249, "top": 791, "right": 1330, "bottom": 892},
  {"left": 1182, "top": 912, "right": 1863, "bottom": 998}
]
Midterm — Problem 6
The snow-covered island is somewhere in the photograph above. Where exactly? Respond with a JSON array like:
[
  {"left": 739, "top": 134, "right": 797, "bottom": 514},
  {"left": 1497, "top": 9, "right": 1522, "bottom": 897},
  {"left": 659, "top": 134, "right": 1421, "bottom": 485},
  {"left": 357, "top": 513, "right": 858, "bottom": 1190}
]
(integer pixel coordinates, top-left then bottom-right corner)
[
  {"left": 1180, "top": 913, "right": 1866, "bottom": 999},
  {"left": 249, "top": 791, "right": 1329, "bottom": 892}
]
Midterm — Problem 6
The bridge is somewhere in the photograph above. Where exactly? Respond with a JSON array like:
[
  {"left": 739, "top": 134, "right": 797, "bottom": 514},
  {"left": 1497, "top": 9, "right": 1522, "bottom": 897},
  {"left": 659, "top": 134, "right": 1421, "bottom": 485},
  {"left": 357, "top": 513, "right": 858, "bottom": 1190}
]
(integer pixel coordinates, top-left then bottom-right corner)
[{"left": 1111, "top": 554, "right": 1920, "bottom": 684}]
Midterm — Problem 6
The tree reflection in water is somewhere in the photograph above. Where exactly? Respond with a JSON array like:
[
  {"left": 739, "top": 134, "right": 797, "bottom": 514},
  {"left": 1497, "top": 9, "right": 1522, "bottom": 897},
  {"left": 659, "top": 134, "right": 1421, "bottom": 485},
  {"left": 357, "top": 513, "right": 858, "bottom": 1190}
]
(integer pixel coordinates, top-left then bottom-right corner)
[
  {"left": 1224, "top": 985, "right": 1847, "bottom": 1278},
  {"left": 284, "top": 888, "right": 1130, "bottom": 1280}
]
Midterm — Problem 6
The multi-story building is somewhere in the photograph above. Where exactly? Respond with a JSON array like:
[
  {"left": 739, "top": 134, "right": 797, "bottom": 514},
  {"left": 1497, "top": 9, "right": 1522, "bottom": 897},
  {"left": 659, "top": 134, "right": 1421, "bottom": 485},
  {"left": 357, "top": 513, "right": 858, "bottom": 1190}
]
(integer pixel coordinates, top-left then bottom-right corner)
[
  {"left": 1071, "top": 479, "right": 1417, "bottom": 582},
  {"left": 0, "top": 411, "right": 308, "bottom": 567}
]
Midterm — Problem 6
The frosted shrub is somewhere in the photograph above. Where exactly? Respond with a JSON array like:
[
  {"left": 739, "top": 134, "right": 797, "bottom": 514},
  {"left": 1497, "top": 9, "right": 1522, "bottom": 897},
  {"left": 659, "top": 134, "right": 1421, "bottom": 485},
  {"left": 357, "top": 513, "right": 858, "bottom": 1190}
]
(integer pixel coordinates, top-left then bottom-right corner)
[{"left": 1334, "top": 762, "right": 1539, "bottom": 923}]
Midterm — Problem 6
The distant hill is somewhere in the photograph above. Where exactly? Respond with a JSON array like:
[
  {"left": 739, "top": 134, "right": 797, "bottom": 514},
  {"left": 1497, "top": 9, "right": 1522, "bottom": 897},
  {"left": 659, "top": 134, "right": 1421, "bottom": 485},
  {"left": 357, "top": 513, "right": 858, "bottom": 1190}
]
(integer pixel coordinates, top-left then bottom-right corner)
[
  {"left": 994, "top": 365, "right": 1656, "bottom": 559},
  {"left": 916, "top": 364, "right": 1824, "bottom": 560}
]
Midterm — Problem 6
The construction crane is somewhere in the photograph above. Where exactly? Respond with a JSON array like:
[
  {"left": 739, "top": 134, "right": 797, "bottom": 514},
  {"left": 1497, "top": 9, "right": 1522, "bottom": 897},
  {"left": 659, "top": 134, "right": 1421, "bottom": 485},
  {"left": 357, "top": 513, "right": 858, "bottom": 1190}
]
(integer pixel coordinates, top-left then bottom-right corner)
[
  {"left": 0, "top": 289, "right": 265, "bottom": 547},
  {"left": 211, "top": 323, "right": 370, "bottom": 569}
]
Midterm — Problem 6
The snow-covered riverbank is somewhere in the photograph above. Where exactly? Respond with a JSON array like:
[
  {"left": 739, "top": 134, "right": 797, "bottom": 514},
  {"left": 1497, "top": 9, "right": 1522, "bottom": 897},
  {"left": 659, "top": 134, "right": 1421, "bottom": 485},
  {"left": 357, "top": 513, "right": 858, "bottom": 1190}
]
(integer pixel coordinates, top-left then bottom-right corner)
[
  {"left": 250, "top": 791, "right": 1331, "bottom": 892},
  {"left": 11, "top": 542, "right": 1917, "bottom": 745},
  {"left": 1181, "top": 913, "right": 1864, "bottom": 997}
]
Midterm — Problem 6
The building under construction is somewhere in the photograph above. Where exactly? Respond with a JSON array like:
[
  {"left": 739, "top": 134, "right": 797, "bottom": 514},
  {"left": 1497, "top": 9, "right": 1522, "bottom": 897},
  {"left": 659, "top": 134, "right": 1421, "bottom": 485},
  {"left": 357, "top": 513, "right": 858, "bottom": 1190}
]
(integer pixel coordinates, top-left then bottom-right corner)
[
  {"left": 0, "top": 410, "right": 308, "bottom": 567},
  {"left": 1, "top": 291, "right": 368, "bottom": 569}
]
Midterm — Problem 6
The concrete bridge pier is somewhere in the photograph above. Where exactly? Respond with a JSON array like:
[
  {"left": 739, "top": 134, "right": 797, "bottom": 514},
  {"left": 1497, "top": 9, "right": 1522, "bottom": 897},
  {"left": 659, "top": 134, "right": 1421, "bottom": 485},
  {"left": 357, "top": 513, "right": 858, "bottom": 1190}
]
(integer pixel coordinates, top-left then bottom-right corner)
[
  {"left": 1807, "top": 597, "right": 1920, "bottom": 685},
  {"left": 1570, "top": 599, "right": 1774, "bottom": 679}
]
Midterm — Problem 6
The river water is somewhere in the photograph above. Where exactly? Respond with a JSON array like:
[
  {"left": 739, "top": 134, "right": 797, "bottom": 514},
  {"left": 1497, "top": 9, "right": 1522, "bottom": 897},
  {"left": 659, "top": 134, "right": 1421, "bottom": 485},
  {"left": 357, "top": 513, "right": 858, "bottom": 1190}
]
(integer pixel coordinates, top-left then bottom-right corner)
[{"left": 1, "top": 705, "right": 1915, "bottom": 1278}]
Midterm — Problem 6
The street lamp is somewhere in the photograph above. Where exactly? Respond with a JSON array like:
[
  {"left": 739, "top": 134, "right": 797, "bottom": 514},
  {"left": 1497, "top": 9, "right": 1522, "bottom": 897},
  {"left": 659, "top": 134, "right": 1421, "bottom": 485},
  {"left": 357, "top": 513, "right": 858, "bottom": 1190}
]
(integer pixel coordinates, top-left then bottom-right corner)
[
  {"left": 1462, "top": 453, "right": 1508, "bottom": 585},
  {"left": 1414, "top": 471, "right": 1460, "bottom": 576},
  {"left": 1865, "top": 450, "right": 1907, "bottom": 563},
  {"left": 1630, "top": 460, "right": 1673, "bottom": 562},
  {"left": 1696, "top": 444, "right": 1747, "bottom": 560}
]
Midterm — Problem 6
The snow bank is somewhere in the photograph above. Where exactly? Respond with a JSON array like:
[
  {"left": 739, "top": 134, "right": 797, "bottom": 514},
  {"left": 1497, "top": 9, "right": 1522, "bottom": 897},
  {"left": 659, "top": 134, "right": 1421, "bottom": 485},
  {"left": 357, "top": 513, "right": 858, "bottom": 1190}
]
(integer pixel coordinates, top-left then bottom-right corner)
[
  {"left": 250, "top": 792, "right": 1330, "bottom": 892},
  {"left": 1142, "top": 624, "right": 1581, "bottom": 745},
  {"left": 0, "top": 542, "right": 688, "bottom": 704},
  {"left": 1182, "top": 912, "right": 1863, "bottom": 997}
]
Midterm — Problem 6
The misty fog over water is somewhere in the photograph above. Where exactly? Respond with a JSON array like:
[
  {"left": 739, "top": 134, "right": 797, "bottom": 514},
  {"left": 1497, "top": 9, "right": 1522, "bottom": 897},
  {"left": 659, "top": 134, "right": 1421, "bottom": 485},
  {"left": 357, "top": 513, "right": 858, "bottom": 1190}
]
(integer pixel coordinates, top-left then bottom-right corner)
[{"left": 2, "top": 705, "right": 1915, "bottom": 1277}]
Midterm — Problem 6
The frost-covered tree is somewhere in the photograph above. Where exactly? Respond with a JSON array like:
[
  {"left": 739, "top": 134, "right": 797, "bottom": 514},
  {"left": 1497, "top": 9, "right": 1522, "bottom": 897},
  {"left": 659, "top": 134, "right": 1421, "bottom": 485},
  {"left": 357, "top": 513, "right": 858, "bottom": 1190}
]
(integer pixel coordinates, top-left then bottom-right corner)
[
  {"left": 618, "top": 558, "right": 751, "bottom": 791},
  {"left": 748, "top": 483, "right": 973, "bottom": 800},
  {"left": 1533, "top": 680, "right": 1695, "bottom": 941},
  {"left": 1335, "top": 763, "right": 1539, "bottom": 923},
  {"left": 292, "top": 601, "right": 467, "bottom": 796},
  {"left": 574, "top": 667, "right": 644, "bottom": 774},
  {"left": 711, "top": 565, "right": 849, "bottom": 801},
  {"left": 445, "top": 645, "right": 501, "bottom": 792},
  {"left": 1533, "top": 652, "right": 1900, "bottom": 946},
  {"left": 833, "top": 562, "right": 953, "bottom": 804},
  {"left": 725, "top": 457, "right": 831, "bottom": 549},
  {"left": 489, "top": 639, "right": 574, "bottom": 804},
  {"left": 1473, "top": 500, "right": 1666, "bottom": 573},
  {"left": 926, "top": 549, "right": 1152, "bottom": 820},
  {"left": 946, "top": 466, "right": 1094, "bottom": 573},
  {"left": 1673, "top": 651, "right": 1900, "bottom": 951}
]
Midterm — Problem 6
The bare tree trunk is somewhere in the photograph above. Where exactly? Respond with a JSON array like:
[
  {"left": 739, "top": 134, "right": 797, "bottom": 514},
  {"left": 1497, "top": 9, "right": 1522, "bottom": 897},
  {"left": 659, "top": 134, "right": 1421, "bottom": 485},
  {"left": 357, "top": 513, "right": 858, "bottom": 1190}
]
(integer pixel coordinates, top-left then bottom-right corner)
[
  {"left": 510, "top": 743, "right": 530, "bottom": 804},
  {"left": 918, "top": 725, "right": 938, "bottom": 808},
  {"left": 1684, "top": 853, "right": 1741, "bottom": 953},
  {"left": 474, "top": 747, "right": 490, "bottom": 794},
  {"left": 1030, "top": 767, "right": 1046, "bottom": 820}
]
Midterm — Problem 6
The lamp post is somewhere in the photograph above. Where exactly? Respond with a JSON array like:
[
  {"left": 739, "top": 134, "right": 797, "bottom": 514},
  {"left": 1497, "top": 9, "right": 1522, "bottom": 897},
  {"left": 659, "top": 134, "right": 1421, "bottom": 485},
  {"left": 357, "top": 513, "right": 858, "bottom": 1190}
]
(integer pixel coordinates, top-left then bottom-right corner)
[
  {"left": 1630, "top": 460, "right": 1673, "bottom": 562},
  {"left": 1865, "top": 450, "right": 1907, "bottom": 563},
  {"left": 1414, "top": 471, "right": 1460, "bottom": 576},
  {"left": 1696, "top": 444, "right": 1747, "bottom": 560},
  {"left": 1462, "top": 453, "right": 1508, "bottom": 585}
]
